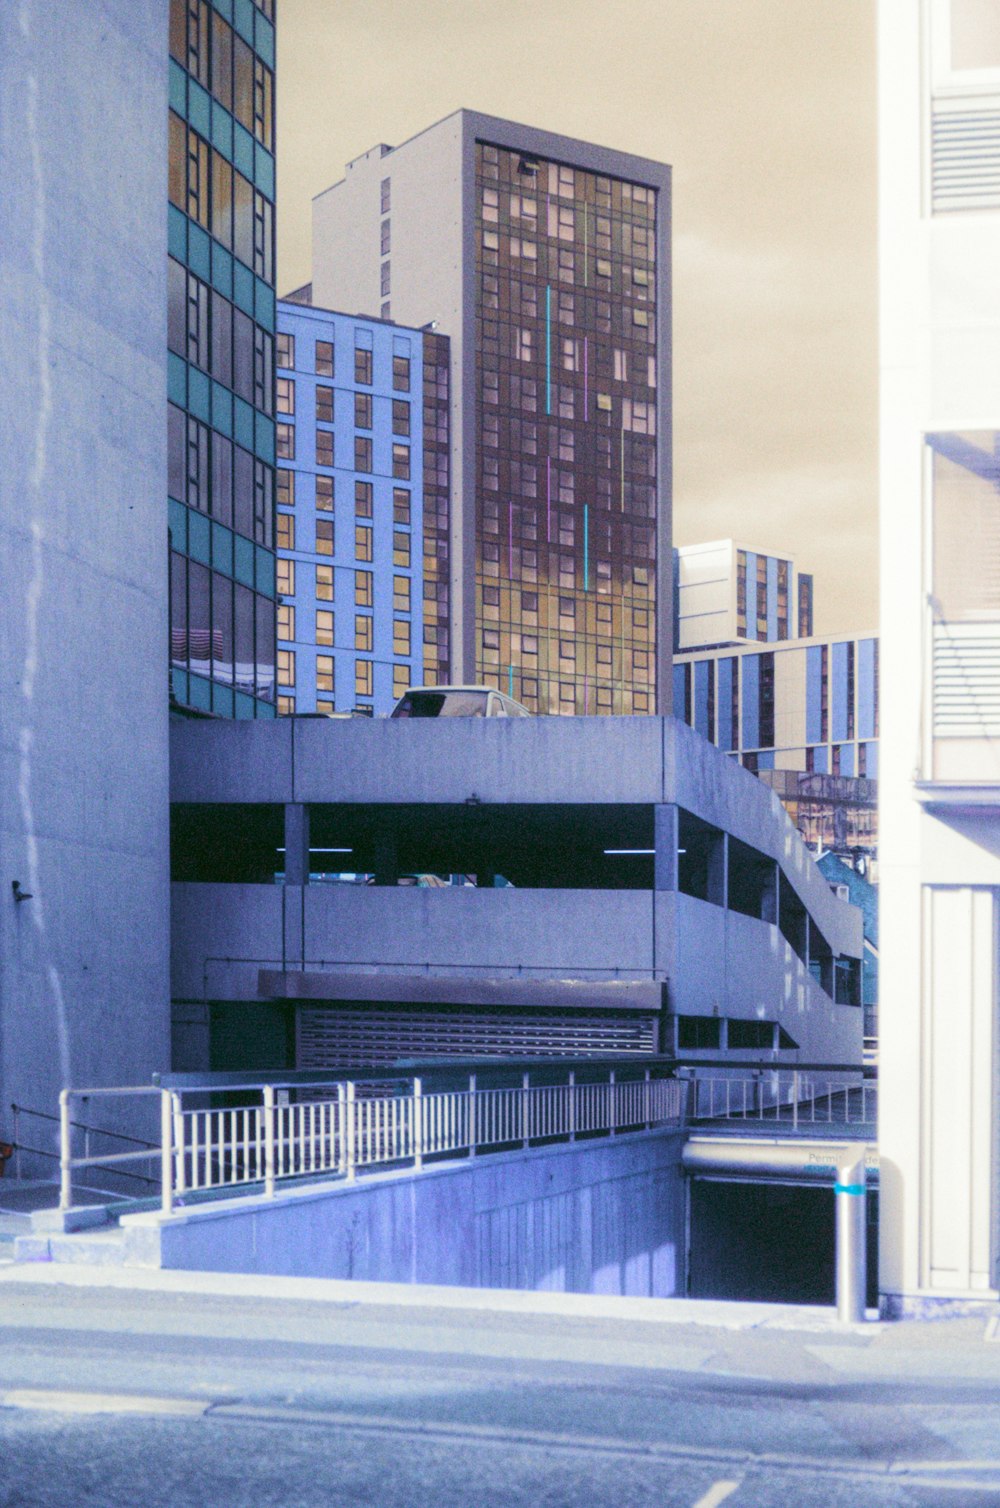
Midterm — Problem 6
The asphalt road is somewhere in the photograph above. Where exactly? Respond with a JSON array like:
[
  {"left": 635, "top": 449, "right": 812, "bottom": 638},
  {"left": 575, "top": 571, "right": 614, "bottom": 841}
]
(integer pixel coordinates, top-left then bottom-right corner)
[{"left": 1, "top": 1273, "right": 1000, "bottom": 1507}]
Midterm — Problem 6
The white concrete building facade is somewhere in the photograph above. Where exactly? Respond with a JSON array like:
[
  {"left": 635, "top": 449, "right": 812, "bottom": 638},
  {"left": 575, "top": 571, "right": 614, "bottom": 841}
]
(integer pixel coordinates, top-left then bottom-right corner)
[{"left": 879, "top": 0, "right": 1000, "bottom": 1313}]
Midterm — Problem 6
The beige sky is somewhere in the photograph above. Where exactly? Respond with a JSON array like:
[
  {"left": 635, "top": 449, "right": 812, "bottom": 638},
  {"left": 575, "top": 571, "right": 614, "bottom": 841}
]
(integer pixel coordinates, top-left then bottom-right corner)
[{"left": 277, "top": 0, "right": 878, "bottom": 635}]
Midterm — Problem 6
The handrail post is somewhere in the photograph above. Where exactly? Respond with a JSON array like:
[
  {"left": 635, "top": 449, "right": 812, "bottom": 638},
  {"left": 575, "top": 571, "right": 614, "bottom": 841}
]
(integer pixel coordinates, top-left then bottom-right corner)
[
  {"left": 412, "top": 1078, "right": 422, "bottom": 1171},
  {"left": 609, "top": 1069, "right": 616, "bottom": 1137},
  {"left": 59, "top": 1091, "right": 72, "bottom": 1212},
  {"left": 568, "top": 1070, "right": 576, "bottom": 1142},
  {"left": 644, "top": 1067, "right": 651, "bottom": 1130},
  {"left": 468, "top": 1074, "right": 477, "bottom": 1158},
  {"left": 263, "top": 1085, "right": 276, "bottom": 1197},
  {"left": 345, "top": 1080, "right": 356, "bottom": 1181},
  {"left": 521, "top": 1072, "right": 529, "bottom": 1147},
  {"left": 172, "top": 1093, "right": 186, "bottom": 1198},
  {"left": 337, "top": 1082, "right": 347, "bottom": 1175},
  {"left": 160, "top": 1088, "right": 174, "bottom": 1216}
]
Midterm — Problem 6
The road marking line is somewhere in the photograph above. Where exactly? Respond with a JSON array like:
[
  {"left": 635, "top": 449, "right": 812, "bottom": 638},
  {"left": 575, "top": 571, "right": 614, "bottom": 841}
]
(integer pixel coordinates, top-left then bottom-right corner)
[
  {"left": 692, "top": 1482, "right": 741, "bottom": 1508},
  {"left": 0, "top": 1389, "right": 209, "bottom": 1418}
]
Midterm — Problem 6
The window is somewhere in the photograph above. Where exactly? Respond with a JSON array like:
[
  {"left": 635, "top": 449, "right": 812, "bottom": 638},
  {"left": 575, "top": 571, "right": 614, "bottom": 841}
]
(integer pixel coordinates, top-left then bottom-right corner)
[
  {"left": 392, "top": 354, "right": 410, "bottom": 391},
  {"left": 356, "top": 659, "right": 373, "bottom": 697},
  {"left": 277, "top": 331, "right": 294, "bottom": 368},
  {"left": 355, "top": 570, "right": 373, "bottom": 606},
  {"left": 276, "top": 513, "right": 294, "bottom": 550},
  {"left": 316, "top": 699, "right": 334, "bottom": 715},
  {"left": 381, "top": 219, "right": 391, "bottom": 255},
  {"left": 355, "top": 392, "right": 373, "bottom": 429},
  {"left": 393, "top": 619, "right": 410, "bottom": 656},
  {"left": 315, "top": 475, "right": 333, "bottom": 512},
  {"left": 316, "top": 340, "right": 334, "bottom": 377},
  {"left": 349, "top": 479, "right": 372, "bottom": 518},
  {"left": 355, "top": 436, "right": 372, "bottom": 472},
  {"left": 393, "top": 487, "right": 410, "bottom": 524},
  {"left": 276, "top": 377, "right": 294, "bottom": 415},
  {"left": 393, "top": 531, "right": 410, "bottom": 567},
  {"left": 316, "top": 564, "right": 333, "bottom": 601},
  {"left": 316, "top": 655, "right": 334, "bottom": 693},
  {"left": 316, "top": 609, "right": 334, "bottom": 646},
  {"left": 380, "top": 261, "right": 391, "bottom": 297},
  {"left": 277, "top": 469, "right": 294, "bottom": 508},
  {"left": 394, "top": 575, "right": 410, "bottom": 611},
  {"left": 380, "top": 176, "right": 391, "bottom": 213},
  {"left": 316, "top": 519, "right": 334, "bottom": 555},
  {"left": 392, "top": 400, "right": 410, "bottom": 436},
  {"left": 355, "top": 614, "right": 373, "bottom": 651},
  {"left": 277, "top": 695, "right": 295, "bottom": 716},
  {"left": 277, "top": 603, "right": 294, "bottom": 640},
  {"left": 316, "top": 429, "right": 334, "bottom": 468},
  {"left": 316, "top": 385, "right": 334, "bottom": 422},
  {"left": 393, "top": 666, "right": 410, "bottom": 699},
  {"left": 355, "top": 524, "right": 373, "bottom": 562},
  {"left": 392, "top": 443, "right": 410, "bottom": 480},
  {"left": 355, "top": 347, "right": 373, "bottom": 385},
  {"left": 277, "top": 558, "right": 295, "bottom": 596},
  {"left": 277, "top": 422, "right": 294, "bottom": 460},
  {"left": 253, "top": 57, "right": 273, "bottom": 151},
  {"left": 277, "top": 648, "right": 295, "bottom": 687}
]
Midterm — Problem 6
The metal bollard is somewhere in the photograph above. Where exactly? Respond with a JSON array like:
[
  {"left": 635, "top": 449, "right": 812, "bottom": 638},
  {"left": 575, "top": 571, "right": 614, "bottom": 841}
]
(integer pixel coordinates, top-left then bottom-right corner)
[{"left": 835, "top": 1142, "right": 868, "bottom": 1323}]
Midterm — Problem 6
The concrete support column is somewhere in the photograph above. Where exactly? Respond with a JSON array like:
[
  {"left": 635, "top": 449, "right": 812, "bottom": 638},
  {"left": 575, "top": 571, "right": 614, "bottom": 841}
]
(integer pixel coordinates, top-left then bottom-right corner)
[
  {"left": 284, "top": 804, "right": 310, "bottom": 887},
  {"left": 654, "top": 804, "right": 678, "bottom": 892}
]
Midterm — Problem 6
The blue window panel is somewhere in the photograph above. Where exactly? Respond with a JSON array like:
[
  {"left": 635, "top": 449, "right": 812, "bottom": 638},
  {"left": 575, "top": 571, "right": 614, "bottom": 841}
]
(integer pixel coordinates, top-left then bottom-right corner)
[
  {"left": 168, "top": 204, "right": 187, "bottom": 262},
  {"left": 744, "top": 551, "right": 757, "bottom": 640},
  {"left": 862, "top": 741, "right": 878, "bottom": 779},
  {"left": 188, "top": 365, "right": 211, "bottom": 423},
  {"left": 741, "top": 655, "right": 760, "bottom": 748},
  {"left": 234, "top": 0, "right": 255, "bottom": 45},
  {"left": 255, "top": 12, "right": 275, "bottom": 67},
  {"left": 355, "top": 326, "right": 374, "bottom": 350},
  {"left": 757, "top": 751, "right": 775, "bottom": 771},
  {"left": 717, "top": 658, "right": 734, "bottom": 749},
  {"left": 168, "top": 497, "right": 187, "bottom": 549},
  {"left": 233, "top": 260, "right": 255, "bottom": 315},
  {"left": 858, "top": 638, "right": 877, "bottom": 740},
  {"left": 256, "top": 699, "right": 276, "bottom": 720},
  {"left": 255, "top": 279, "right": 275, "bottom": 330},
  {"left": 233, "top": 122, "right": 255, "bottom": 181},
  {"left": 255, "top": 144, "right": 275, "bottom": 202},
  {"left": 212, "top": 683, "right": 235, "bottom": 718},
  {"left": 212, "top": 383, "right": 233, "bottom": 437},
  {"left": 766, "top": 555, "right": 778, "bottom": 641},
  {"left": 169, "top": 59, "right": 186, "bottom": 117},
  {"left": 831, "top": 641, "right": 850, "bottom": 743},
  {"left": 168, "top": 352, "right": 187, "bottom": 408},
  {"left": 187, "top": 510, "right": 211, "bottom": 566},
  {"left": 188, "top": 79, "right": 211, "bottom": 139},
  {"left": 812, "top": 745, "right": 829, "bottom": 774},
  {"left": 212, "top": 100, "right": 233, "bottom": 159},
  {"left": 255, "top": 411, "right": 275, "bottom": 463},
  {"left": 214, "top": 0, "right": 233, "bottom": 19},
  {"left": 255, "top": 546, "right": 275, "bottom": 597},
  {"left": 212, "top": 521, "right": 234, "bottom": 576},
  {"left": 234, "top": 533, "right": 255, "bottom": 587},
  {"left": 694, "top": 659, "right": 711, "bottom": 740},
  {"left": 212, "top": 242, "right": 233, "bottom": 298},
  {"left": 234, "top": 690, "right": 256, "bottom": 719},
  {"left": 234, "top": 397, "right": 255, "bottom": 452},
  {"left": 187, "top": 222, "right": 211, "bottom": 281},
  {"left": 672, "top": 663, "right": 687, "bottom": 720},
  {"left": 172, "top": 669, "right": 190, "bottom": 705},
  {"left": 806, "top": 644, "right": 824, "bottom": 744},
  {"left": 839, "top": 744, "right": 855, "bottom": 777}
]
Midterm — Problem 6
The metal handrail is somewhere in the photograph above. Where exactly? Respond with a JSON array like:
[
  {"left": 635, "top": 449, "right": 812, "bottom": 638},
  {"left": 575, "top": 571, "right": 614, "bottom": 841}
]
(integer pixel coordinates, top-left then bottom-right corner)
[{"left": 11, "top": 1101, "right": 158, "bottom": 1149}]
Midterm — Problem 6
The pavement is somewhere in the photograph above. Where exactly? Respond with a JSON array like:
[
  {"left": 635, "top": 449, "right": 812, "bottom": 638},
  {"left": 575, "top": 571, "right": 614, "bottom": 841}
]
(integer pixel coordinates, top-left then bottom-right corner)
[{"left": 1, "top": 1260, "right": 999, "bottom": 1505}]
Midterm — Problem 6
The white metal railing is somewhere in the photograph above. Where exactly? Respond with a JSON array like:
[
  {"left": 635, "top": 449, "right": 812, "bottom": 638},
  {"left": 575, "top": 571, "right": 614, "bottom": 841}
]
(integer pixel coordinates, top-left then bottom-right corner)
[
  {"left": 58, "top": 1071, "right": 685, "bottom": 1216},
  {"left": 685, "top": 1072, "right": 875, "bottom": 1129}
]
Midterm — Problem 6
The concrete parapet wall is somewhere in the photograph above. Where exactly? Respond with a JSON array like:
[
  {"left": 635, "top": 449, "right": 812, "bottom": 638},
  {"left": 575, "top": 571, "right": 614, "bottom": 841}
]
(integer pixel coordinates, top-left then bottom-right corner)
[{"left": 124, "top": 1129, "right": 686, "bottom": 1296}]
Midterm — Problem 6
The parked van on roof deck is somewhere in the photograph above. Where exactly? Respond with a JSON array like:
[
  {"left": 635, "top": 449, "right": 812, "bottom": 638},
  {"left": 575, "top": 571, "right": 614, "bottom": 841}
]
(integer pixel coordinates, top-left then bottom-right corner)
[{"left": 390, "top": 685, "right": 531, "bottom": 719}]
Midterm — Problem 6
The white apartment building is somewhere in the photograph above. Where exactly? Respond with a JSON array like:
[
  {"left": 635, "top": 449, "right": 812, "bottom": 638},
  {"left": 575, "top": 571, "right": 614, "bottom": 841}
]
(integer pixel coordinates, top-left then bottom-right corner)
[{"left": 879, "top": 0, "right": 1000, "bottom": 1314}]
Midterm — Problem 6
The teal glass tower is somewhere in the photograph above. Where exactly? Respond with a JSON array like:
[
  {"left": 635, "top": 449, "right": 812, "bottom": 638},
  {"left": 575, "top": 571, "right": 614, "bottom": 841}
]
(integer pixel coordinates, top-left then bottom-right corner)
[{"left": 167, "top": 0, "right": 278, "bottom": 717}]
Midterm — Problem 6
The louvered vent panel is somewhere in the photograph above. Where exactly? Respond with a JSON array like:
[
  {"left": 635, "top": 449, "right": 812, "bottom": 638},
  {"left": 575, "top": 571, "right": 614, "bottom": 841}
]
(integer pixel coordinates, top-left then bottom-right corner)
[
  {"left": 933, "top": 624, "right": 1000, "bottom": 733},
  {"left": 932, "top": 102, "right": 1000, "bottom": 212},
  {"left": 296, "top": 1006, "right": 658, "bottom": 1069}
]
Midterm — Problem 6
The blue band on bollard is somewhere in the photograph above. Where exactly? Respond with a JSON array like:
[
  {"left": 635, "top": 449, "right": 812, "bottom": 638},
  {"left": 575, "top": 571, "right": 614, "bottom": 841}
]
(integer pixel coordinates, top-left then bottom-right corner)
[{"left": 834, "top": 1182, "right": 866, "bottom": 1195}]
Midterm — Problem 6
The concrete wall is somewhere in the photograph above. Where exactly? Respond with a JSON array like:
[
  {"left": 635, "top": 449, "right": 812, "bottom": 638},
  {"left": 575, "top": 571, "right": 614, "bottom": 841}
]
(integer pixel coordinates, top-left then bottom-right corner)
[
  {"left": 0, "top": 2, "right": 171, "bottom": 1150},
  {"left": 126, "top": 1129, "right": 687, "bottom": 1296}
]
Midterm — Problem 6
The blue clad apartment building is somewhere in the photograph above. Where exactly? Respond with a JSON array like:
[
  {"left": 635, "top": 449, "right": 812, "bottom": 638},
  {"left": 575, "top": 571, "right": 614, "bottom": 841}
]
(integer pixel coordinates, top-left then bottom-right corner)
[
  {"left": 275, "top": 301, "right": 450, "bottom": 715},
  {"left": 167, "top": 0, "right": 278, "bottom": 718}
]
